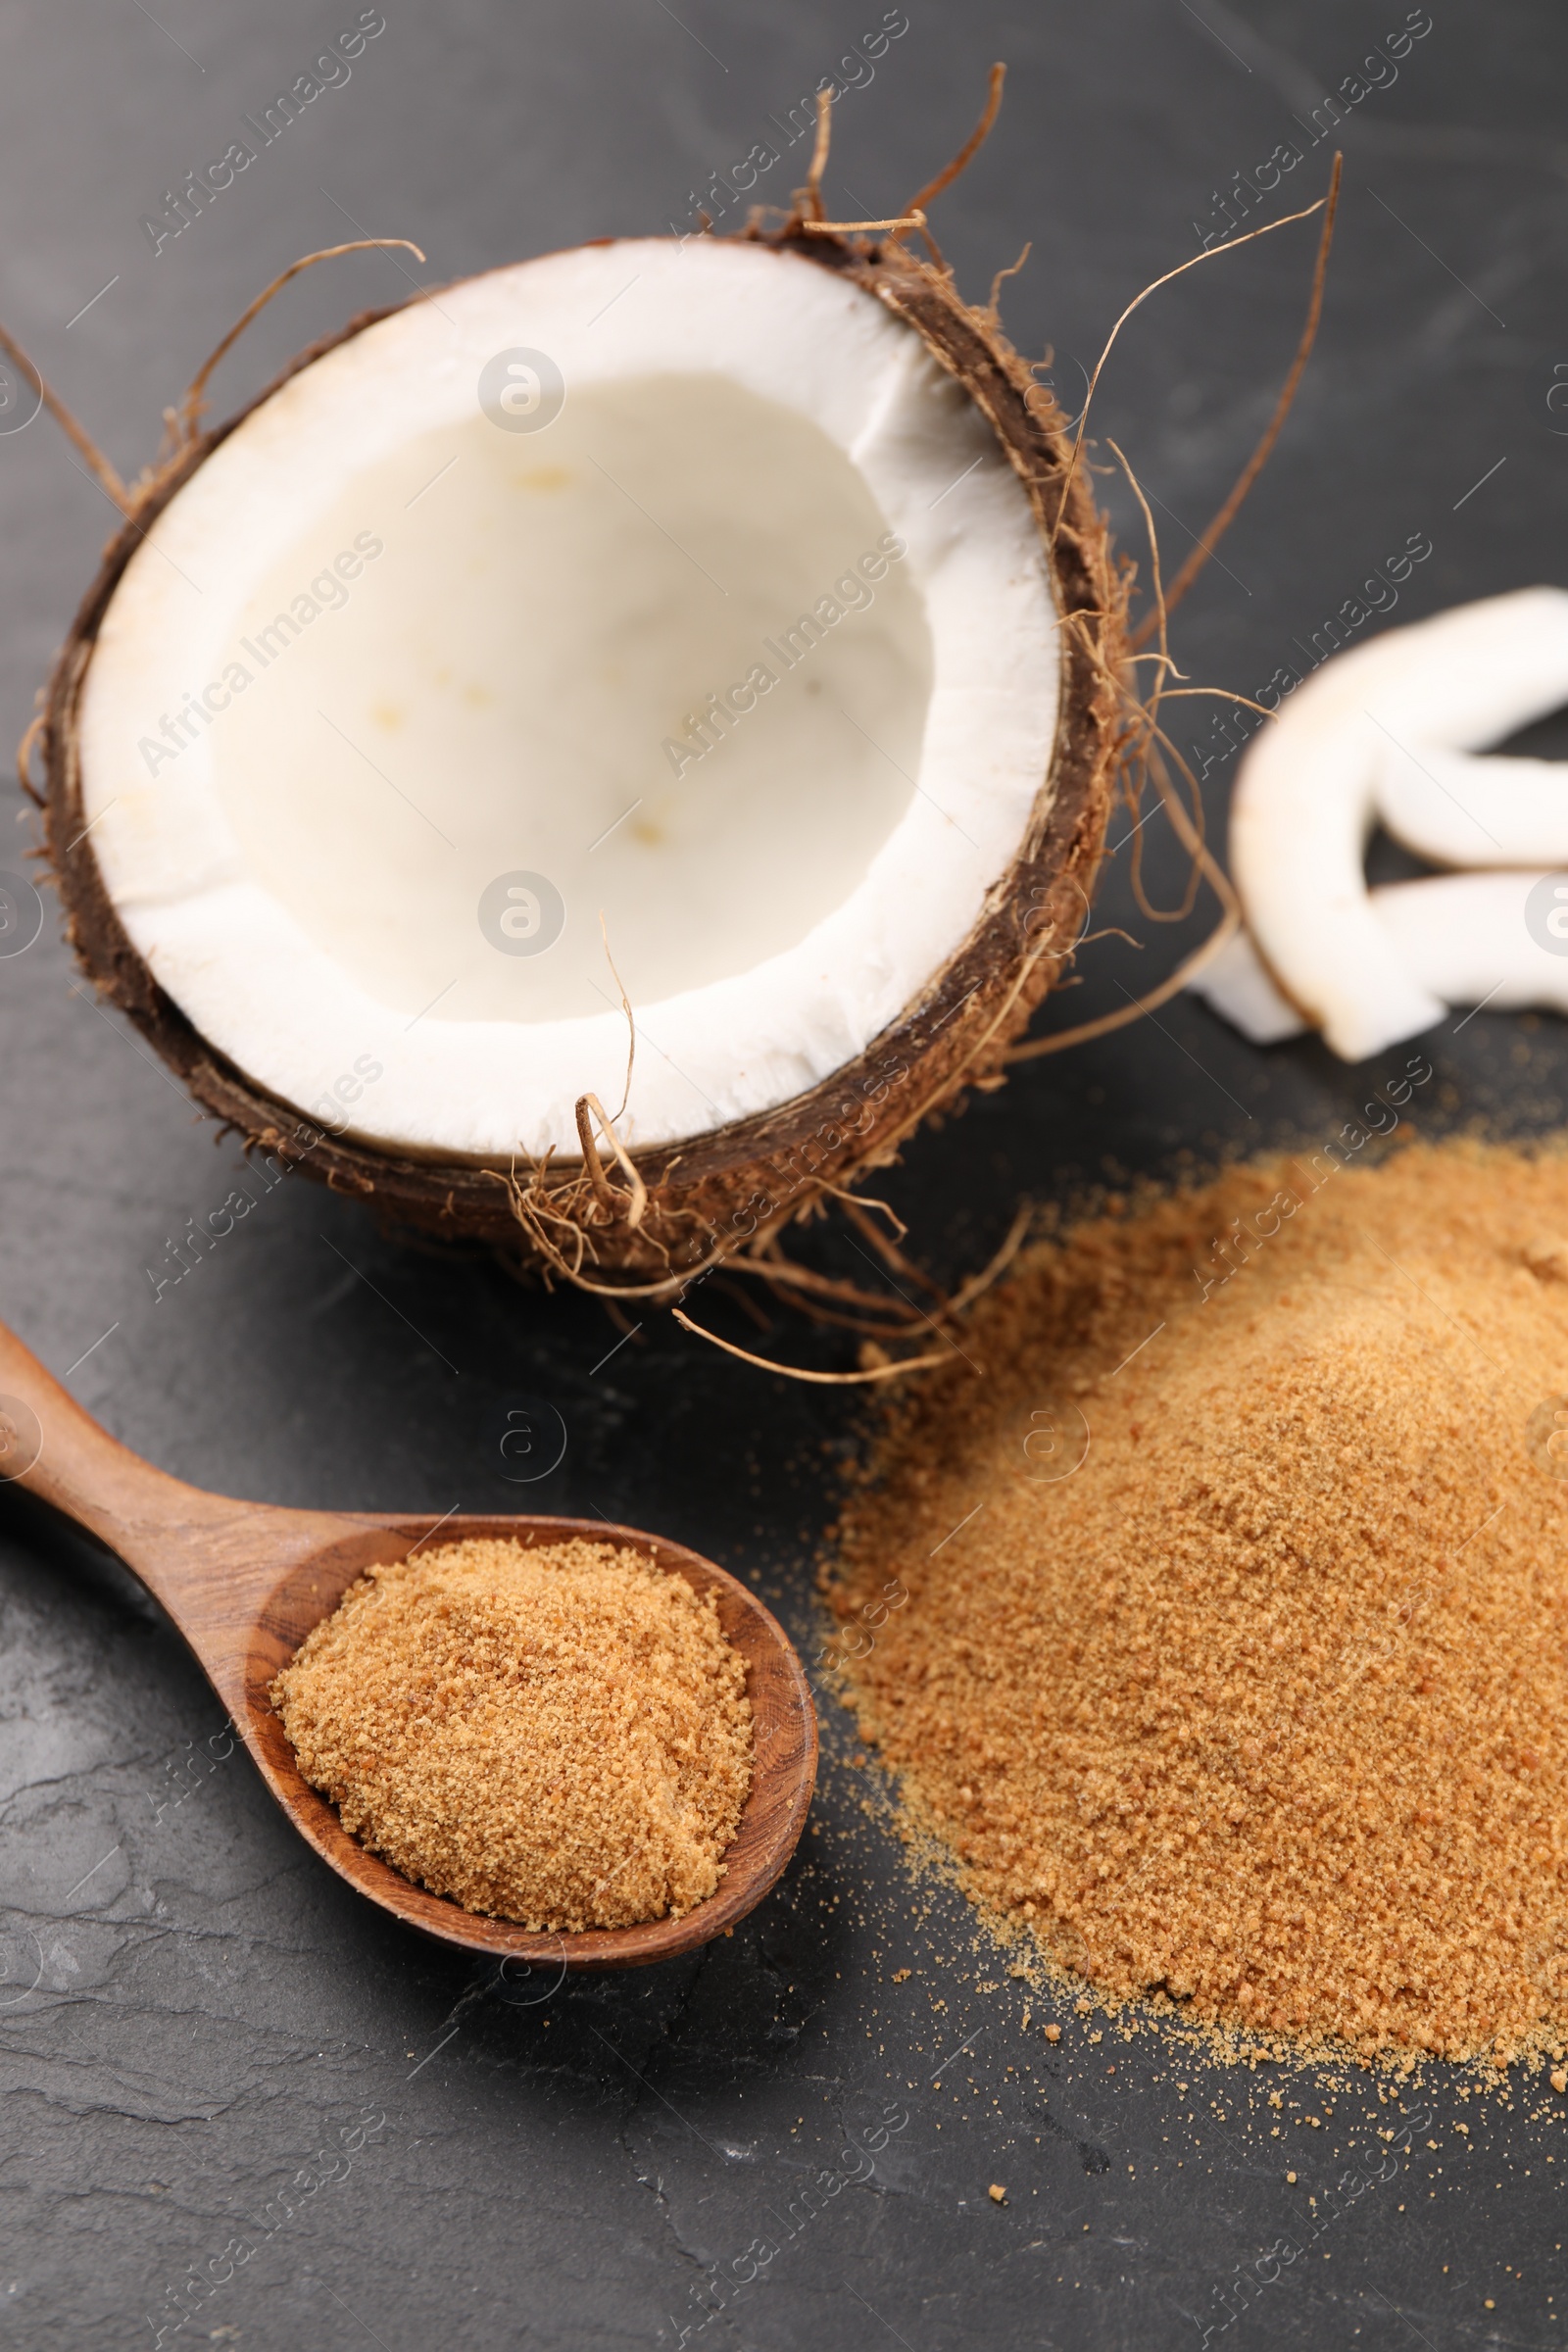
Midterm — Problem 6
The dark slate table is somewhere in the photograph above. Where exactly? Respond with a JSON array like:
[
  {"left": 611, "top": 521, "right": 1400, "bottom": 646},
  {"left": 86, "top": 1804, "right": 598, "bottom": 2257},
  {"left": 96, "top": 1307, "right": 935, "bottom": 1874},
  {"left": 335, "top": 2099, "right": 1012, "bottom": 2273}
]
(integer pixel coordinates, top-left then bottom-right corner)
[{"left": 2, "top": 1, "right": 1565, "bottom": 2344}]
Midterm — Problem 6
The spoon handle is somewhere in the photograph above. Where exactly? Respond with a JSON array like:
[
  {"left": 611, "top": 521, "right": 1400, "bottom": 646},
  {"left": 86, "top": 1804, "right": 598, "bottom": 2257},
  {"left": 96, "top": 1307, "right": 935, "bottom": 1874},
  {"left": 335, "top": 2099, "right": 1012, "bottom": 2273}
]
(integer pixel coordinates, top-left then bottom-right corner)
[
  {"left": 0, "top": 1312, "right": 221, "bottom": 1552},
  {"left": 0, "top": 1315, "right": 365, "bottom": 1648}
]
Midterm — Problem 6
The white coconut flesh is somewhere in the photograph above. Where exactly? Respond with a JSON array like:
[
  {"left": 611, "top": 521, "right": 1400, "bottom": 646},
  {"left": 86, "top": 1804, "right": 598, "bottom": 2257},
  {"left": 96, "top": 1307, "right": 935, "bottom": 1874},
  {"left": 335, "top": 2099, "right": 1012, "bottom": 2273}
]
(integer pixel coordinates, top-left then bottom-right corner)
[
  {"left": 77, "top": 237, "right": 1058, "bottom": 1159},
  {"left": 1190, "top": 587, "right": 1568, "bottom": 1059}
]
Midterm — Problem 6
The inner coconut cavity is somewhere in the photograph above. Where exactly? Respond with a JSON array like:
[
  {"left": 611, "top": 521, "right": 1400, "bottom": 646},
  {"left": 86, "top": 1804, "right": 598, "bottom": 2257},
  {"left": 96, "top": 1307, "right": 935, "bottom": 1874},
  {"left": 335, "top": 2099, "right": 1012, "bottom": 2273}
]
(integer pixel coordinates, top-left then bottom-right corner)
[{"left": 77, "top": 237, "right": 1058, "bottom": 1159}]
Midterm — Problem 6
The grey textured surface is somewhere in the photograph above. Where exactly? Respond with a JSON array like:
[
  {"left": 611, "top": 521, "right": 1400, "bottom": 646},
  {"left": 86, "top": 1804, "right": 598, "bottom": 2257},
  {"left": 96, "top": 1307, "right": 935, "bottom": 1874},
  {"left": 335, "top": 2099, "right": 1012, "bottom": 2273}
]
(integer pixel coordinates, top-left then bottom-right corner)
[{"left": 2, "top": 2, "right": 1568, "bottom": 2346}]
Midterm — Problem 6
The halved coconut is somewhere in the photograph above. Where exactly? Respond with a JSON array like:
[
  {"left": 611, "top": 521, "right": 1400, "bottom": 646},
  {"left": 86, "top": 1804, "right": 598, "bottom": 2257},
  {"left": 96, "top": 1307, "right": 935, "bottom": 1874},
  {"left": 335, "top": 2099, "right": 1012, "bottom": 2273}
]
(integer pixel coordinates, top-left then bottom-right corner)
[{"left": 41, "top": 225, "right": 1119, "bottom": 1290}]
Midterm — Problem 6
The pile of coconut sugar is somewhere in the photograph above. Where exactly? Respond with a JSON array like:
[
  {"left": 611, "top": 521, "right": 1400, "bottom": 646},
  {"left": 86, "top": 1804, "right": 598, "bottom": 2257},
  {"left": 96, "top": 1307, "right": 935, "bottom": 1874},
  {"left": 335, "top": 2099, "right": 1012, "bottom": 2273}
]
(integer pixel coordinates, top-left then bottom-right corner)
[{"left": 828, "top": 1141, "right": 1568, "bottom": 2066}]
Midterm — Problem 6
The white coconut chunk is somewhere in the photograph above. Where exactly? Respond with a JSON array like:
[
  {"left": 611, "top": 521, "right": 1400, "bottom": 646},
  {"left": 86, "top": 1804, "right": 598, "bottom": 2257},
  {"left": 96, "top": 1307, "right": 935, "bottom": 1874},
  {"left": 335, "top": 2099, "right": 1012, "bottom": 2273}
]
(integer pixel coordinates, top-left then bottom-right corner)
[
  {"left": 77, "top": 237, "right": 1057, "bottom": 1161},
  {"left": 1375, "top": 747, "right": 1568, "bottom": 868},
  {"left": 1368, "top": 871, "right": 1568, "bottom": 1015},
  {"left": 1230, "top": 587, "right": 1568, "bottom": 1061},
  {"left": 1186, "top": 926, "right": 1309, "bottom": 1043},
  {"left": 1193, "top": 877, "right": 1568, "bottom": 1049}
]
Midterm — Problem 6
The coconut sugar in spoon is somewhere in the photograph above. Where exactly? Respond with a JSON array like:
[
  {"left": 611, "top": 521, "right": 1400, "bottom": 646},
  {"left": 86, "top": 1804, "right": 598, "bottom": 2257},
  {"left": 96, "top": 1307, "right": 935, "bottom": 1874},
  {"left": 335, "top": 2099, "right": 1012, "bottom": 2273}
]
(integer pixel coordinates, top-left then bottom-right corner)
[{"left": 0, "top": 1317, "right": 816, "bottom": 1967}]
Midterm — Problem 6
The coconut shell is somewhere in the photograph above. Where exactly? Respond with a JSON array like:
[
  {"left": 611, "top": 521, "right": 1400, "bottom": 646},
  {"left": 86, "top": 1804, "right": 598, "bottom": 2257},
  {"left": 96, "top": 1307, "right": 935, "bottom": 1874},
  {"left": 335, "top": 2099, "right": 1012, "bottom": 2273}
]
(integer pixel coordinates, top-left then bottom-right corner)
[{"left": 38, "top": 227, "right": 1125, "bottom": 1298}]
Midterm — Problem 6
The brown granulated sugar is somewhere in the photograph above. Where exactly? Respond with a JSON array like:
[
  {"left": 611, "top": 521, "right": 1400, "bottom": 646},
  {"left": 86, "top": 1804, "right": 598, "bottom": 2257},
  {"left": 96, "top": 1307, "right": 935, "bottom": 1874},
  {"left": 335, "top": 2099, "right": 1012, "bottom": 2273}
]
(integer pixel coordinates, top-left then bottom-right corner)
[
  {"left": 826, "top": 1140, "right": 1568, "bottom": 2064},
  {"left": 270, "top": 1537, "right": 753, "bottom": 1931}
]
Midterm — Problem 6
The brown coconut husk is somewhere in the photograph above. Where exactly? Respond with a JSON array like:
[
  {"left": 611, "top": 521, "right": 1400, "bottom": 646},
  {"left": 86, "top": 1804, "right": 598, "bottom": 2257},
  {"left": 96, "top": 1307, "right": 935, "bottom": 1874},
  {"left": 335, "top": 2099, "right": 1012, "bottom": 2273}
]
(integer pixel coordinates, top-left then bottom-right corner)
[{"left": 22, "top": 95, "right": 1336, "bottom": 1369}]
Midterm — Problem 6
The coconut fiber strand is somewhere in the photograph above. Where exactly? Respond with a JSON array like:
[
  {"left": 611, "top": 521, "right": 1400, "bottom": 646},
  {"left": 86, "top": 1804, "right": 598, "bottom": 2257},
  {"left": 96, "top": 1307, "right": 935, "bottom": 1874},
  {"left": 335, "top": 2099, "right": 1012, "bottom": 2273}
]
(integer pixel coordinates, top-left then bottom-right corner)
[
  {"left": 827, "top": 1142, "right": 1568, "bottom": 2063},
  {"left": 271, "top": 1538, "right": 752, "bottom": 1931}
]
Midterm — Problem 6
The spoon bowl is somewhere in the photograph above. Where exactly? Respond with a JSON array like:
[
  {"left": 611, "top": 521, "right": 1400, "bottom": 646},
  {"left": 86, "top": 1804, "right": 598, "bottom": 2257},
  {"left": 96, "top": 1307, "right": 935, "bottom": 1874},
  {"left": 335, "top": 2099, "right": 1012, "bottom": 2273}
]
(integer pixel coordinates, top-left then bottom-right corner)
[{"left": 0, "top": 1318, "right": 816, "bottom": 1966}]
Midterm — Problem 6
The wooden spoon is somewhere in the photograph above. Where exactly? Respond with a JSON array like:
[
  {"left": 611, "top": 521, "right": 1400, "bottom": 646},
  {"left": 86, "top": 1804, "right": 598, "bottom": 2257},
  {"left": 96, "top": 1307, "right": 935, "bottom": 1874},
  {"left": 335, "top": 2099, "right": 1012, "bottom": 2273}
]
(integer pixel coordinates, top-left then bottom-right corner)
[{"left": 0, "top": 1317, "right": 816, "bottom": 1969}]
